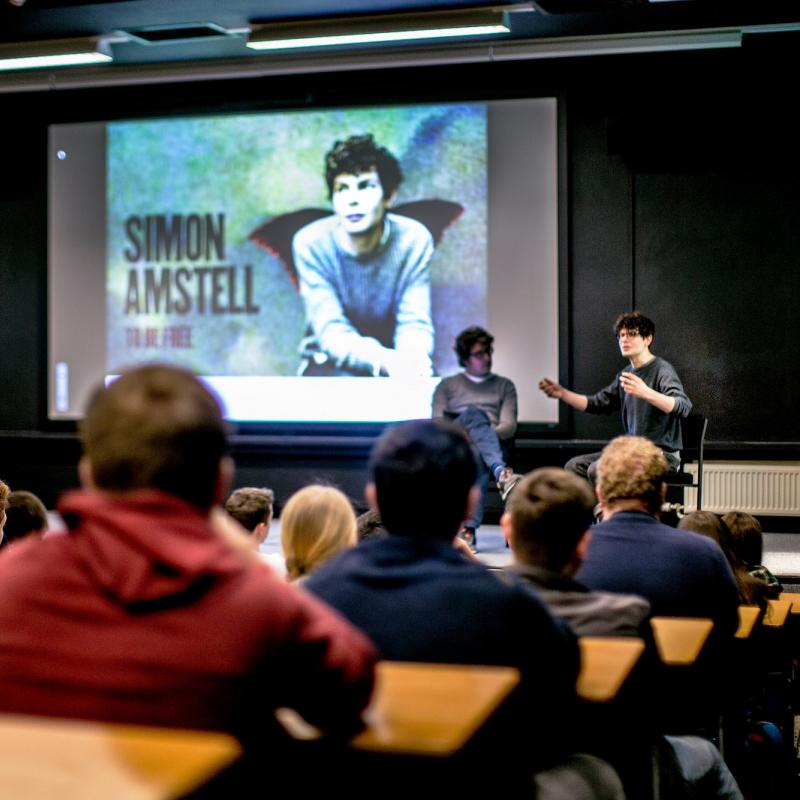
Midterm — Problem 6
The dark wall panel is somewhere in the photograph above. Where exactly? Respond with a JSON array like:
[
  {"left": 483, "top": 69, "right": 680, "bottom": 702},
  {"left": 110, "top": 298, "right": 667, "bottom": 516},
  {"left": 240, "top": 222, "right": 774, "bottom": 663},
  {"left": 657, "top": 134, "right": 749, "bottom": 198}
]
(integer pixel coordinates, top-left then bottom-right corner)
[
  {"left": 1, "top": 47, "right": 799, "bottom": 511},
  {"left": 636, "top": 168, "right": 800, "bottom": 441},
  {"left": 0, "top": 115, "right": 46, "bottom": 431},
  {"left": 568, "top": 95, "right": 634, "bottom": 442}
]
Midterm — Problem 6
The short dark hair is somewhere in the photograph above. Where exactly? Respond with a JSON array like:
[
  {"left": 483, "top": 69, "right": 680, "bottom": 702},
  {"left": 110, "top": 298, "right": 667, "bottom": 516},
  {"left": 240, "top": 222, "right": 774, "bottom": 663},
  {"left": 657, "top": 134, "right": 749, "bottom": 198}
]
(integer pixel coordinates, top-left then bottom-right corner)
[
  {"left": 80, "top": 364, "right": 227, "bottom": 511},
  {"left": 508, "top": 468, "right": 595, "bottom": 570},
  {"left": 722, "top": 511, "right": 763, "bottom": 566},
  {"left": 4, "top": 490, "right": 48, "bottom": 544},
  {"left": 454, "top": 326, "right": 494, "bottom": 368},
  {"left": 325, "top": 134, "right": 403, "bottom": 199},
  {"left": 356, "top": 508, "right": 388, "bottom": 541},
  {"left": 614, "top": 311, "right": 655, "bottom": 342},
  {"left": 370, "top": 419, "right": 477, "bottom": 540},
  {"left": 224, "top": 487, "right": 274, "bottom": 533}
]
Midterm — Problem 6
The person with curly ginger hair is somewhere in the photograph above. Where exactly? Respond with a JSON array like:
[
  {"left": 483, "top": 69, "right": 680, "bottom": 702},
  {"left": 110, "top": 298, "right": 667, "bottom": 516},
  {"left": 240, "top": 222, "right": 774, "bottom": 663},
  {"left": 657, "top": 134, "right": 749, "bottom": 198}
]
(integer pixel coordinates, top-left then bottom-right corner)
[{"left": 577, "top": 436, "right": 738, "bottom": 632}]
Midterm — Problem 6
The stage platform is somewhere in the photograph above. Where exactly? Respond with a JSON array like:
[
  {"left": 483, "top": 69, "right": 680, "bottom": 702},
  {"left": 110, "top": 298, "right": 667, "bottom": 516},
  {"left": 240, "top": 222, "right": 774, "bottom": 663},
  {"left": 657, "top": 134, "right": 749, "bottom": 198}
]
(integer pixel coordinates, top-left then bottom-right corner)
[{"left": 262, "top": 521, "right": 800, "bottom": 581}]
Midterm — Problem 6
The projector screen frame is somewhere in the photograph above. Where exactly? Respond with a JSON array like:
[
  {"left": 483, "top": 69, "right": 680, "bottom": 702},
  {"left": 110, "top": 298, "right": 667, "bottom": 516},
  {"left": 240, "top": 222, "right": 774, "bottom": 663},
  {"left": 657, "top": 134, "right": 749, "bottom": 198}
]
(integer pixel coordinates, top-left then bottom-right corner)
[{"left": 45, "top": 88, "right": 571, "bottom": 439}]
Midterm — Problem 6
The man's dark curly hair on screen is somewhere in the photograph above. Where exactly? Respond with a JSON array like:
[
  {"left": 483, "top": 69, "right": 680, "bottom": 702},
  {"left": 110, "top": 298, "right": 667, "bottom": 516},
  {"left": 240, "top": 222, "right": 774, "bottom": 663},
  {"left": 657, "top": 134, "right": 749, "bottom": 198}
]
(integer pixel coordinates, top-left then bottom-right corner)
[{"left": 324, "top": 134, "right": 403, "bottom": 200}]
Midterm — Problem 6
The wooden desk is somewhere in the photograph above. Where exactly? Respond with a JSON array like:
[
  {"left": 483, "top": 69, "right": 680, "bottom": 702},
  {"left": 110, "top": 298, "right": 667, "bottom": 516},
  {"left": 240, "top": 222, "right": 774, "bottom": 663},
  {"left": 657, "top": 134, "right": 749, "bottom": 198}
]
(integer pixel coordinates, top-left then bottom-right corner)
[
  {"left": 651, "top": 617, "right": 714, "bottom": 665},
  {"left": 577, "top": 637, "right": 645, "bottom": 702},
  {"left": 735, "top": 605, "right": 761, "bottom": 639},
  {"left": 779, "top": 592, "right": 800, "bottom": 614},
  {"left": 764, "top": 599, "right": 791, "bottom": 627},
  {"left": 278, "top": 661, "right": 520, "bottom": 757},
  {"left": 0, "top": 714, "right": 240, "bottom": 800},
  {"left": 353, "top": 661, "right": 519, "bottom": 756}
]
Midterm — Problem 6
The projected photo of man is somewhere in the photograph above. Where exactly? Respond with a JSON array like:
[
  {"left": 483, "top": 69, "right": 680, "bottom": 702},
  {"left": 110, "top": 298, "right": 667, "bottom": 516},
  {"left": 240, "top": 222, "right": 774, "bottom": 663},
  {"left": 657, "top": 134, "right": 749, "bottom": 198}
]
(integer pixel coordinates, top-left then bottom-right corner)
[
  {"left": 294, "top": 135, "right": 434, "bottom": 377},
  {"left": 251, "top": 132, "right": 464, "bottom": 378}
]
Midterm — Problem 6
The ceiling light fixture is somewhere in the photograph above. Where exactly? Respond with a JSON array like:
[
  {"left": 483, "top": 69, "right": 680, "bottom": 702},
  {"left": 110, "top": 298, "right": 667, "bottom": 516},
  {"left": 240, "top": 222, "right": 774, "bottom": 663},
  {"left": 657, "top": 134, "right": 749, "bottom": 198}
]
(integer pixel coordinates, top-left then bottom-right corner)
[
  {"left": 247, "top": 10, "right": 510, "bottom": 52},
  {"left": 0, "top": 38, "right": 112, "bottom": 72}
]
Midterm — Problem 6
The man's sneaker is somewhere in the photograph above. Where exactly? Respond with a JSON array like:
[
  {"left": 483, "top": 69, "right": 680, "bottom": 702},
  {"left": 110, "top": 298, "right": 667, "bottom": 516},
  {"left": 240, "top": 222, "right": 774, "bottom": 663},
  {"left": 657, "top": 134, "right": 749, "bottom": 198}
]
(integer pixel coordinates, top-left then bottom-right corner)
[
  {"left": 458, "top": 526, "right": 477, "bottom": 554},
  {"left": 498, "top": 468, "right": 522, "bottom": 503}
]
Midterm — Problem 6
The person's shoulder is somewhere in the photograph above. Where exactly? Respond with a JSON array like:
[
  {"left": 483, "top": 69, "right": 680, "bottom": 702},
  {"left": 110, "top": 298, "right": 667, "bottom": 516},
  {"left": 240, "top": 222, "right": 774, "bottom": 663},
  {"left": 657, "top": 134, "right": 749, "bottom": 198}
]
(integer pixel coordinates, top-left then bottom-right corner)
[
  {"left": 304, "top": 538, "right": 374, "bottom": 589},
  {"left": 0, "top": 535, "right": 74, "bottom": 602},
  {"left": 230, "top": 558, "right": 346, "bottom": 630},
  {"left": 438, "top": 372, "right": 465, "bottom": 388},
  {"left": 491, "top": 567, "right": 562, "bottom": 614},
  {"left": 491, "top": 373, "right": 517, "bottom": 390},
  {"left": 387, "top": 212, "right": 433, "bottom": 240},
  {"left": 648, "top": 356, "right": 678, "bottom": 374},
  {"left": 671, "top": 525, "right": 729, "bottom": 560},
  {"left": 293, "top": 214, "right": 337, "bottom": 249},
  {"left": 591, "top": 588, "right": 651, "bottom": 618}
]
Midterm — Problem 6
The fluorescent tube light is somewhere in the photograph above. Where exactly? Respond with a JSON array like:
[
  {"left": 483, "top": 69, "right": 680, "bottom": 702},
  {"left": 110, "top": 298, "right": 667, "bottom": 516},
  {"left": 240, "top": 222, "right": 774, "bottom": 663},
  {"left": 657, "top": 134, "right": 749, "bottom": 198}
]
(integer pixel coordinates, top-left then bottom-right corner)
[
  {"left": 0, "top": 39, "right": 112, "bottom": 72},
  {"left": 247, "top": 11, "right": 509, "bottom": 52}
]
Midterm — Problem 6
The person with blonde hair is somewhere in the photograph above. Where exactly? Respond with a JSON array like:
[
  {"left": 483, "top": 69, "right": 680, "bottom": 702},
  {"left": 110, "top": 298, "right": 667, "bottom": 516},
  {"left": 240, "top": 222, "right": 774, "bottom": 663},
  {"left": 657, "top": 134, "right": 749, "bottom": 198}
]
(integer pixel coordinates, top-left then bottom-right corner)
[{"left": 281, "top": 485, "right": 357, "bottom": 581}]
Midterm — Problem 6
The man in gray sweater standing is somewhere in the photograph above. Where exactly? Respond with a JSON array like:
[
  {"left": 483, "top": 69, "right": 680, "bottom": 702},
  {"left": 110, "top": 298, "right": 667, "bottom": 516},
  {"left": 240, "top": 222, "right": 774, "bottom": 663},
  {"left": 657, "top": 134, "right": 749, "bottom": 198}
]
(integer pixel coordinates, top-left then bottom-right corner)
[
  {"left": 539, "top": 311, "right": 692, "bottom": 485},
  {"left": 432, "top": 326, "right": 518, "bottom": 550}
]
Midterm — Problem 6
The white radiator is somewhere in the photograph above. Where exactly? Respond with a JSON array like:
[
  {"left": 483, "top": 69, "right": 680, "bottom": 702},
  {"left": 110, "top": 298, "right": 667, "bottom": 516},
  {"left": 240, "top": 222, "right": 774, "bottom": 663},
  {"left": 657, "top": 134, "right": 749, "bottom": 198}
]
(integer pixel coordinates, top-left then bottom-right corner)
[{"left": 683, "top": 462, "right": 800, "bottom": 516}]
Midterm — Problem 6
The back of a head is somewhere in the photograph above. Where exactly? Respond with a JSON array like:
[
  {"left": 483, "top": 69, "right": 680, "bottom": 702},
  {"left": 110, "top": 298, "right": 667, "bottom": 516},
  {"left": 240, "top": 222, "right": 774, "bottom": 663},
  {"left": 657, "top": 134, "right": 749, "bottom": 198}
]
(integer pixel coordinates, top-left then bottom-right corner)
[
  {"left": 508, "top": 468, "right": 595, "bottom": 570},
  {"left": 224, "top": 487, "right": 274, "bottom": 533},
  {"left": 681, "top": 511, "right": 762, "bottom": 604},
  {"left": 677, "top": 511, "right": 731, "bottom": 549},
  {"left": 80, "top": 364, "right": 227, "bottom": 511},
  {"left": 356, "top": 508, "right": 388, "bottom": 541},
  {"left": 678, "top": 511, "right": 743, "bottom": 573},
  {"left": 597, "top": 436, "right": 667, "bottom": 514},
  {"left": 281, "top": 485, "right": 357, "bottom": 580},
  {"left": 370, "top": 419, "right": 477, "bottom": 540},
  {"left": 4, "top": 490, "right": 48, "bottom": 545},
  {"left": 723, "top": 511, "right": 764, "bottom": 566}
]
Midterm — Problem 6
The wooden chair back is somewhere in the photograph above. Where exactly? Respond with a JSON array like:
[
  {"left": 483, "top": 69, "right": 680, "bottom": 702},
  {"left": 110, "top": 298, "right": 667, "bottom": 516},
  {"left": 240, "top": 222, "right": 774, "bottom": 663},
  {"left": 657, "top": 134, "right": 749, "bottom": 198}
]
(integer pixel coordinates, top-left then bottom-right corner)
[
  {"left": 735, "top": 605, "right": 760, "bottom": 639},
  {"left": 577, "top": 637, "right": 645, "bottom": 702},
  {"left": 278, "top": 661, "right": 520, "bottom": 757},
  {"left": 763, "top": 599, "right": 791, "bottom": 627},
  {"left": 650, "top": 617, "right": 714, "bottom": 665}
]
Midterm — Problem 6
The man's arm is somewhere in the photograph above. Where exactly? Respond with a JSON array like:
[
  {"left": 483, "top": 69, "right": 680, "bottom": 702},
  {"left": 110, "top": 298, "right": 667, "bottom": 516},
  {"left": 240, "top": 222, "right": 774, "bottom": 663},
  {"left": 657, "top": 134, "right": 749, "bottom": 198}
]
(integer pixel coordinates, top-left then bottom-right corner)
[
  {"left": 271, "top": 585, "right": 377, "bottom": 738},
  {"left": 539, "top": 377, "right": 589, "bottom": 412},
  {"left": 619, "top": 362, "right": 692, "bottom": 417},
  {"left": 392, "top": 231, "right": 434, "bottom": 377},
  {"left": 431, "top": 379, "right": 448, "bottom": 419},
  {"left": 495, "top": 379, "right": 518, "bottom": 440}
]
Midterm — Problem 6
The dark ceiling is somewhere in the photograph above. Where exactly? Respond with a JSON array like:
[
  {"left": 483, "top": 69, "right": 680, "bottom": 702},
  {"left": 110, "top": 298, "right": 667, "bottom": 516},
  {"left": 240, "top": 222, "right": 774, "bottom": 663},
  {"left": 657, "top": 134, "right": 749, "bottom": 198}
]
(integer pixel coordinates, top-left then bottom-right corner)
[
  {"left": 2, "top": 0, "right": 800, "bottom": 76},
  {"left": 2, "top": 1, "right": 800, "bottom": 44}
]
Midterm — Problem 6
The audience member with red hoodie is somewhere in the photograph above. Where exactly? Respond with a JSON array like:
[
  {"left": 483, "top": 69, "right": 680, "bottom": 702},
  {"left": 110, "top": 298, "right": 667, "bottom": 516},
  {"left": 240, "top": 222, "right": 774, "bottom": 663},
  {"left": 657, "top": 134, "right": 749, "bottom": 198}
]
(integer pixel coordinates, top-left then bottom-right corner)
[{"left": 0, "top": 365, "right": 376, "bottom": 756}]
